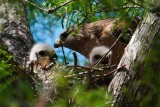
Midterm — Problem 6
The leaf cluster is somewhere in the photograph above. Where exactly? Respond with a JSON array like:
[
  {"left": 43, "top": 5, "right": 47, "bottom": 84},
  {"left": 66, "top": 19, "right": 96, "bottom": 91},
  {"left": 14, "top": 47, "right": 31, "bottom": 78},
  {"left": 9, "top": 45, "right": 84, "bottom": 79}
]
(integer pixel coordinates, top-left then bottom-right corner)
[
  {"left": 0, "top": 44, "right": 35, "bottom": 107},
  {"left": 43, "top": 0, "right": 145, "bottom": 29}
]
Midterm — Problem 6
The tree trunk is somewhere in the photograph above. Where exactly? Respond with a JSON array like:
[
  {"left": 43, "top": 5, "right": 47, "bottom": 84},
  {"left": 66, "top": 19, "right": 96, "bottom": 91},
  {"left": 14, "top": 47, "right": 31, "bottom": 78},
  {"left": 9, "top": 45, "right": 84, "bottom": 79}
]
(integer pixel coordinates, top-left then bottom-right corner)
[
  {"left": 0, "top": 0, "right": 34, "bottom": 64},
  {"left": 0, "top": 1, "right": 36, "bottom": 106},
  {"left": 108, "top": 13, "right": 160, "bottom": 106}
]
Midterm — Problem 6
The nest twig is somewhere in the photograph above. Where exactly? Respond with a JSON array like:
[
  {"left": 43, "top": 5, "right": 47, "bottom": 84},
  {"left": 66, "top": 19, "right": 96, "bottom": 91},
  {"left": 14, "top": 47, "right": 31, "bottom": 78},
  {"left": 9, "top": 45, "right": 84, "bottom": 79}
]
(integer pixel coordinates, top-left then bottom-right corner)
[
  {"left": 72, "top": 52, "right": 78, "bottom": 66},
  {"left": 66, "top": 65, "right": 125, "bottom": 79},
  {"left": 60, "top": 42, "right": 68, "bottom": 65}
]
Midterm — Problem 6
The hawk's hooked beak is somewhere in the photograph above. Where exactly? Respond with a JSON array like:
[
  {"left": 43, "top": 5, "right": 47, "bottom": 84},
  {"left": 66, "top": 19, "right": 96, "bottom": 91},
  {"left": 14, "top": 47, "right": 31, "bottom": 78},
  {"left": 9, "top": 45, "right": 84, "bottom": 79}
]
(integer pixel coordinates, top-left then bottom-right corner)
[
  {"left": 54, "top": 43, "right": 61, "bottom": 48},
  {"left": 54, "top": 38, "right": 65, "bottom": 48},
  {"left": 54, "top": 36, "right": 65, "bottom": 48}
]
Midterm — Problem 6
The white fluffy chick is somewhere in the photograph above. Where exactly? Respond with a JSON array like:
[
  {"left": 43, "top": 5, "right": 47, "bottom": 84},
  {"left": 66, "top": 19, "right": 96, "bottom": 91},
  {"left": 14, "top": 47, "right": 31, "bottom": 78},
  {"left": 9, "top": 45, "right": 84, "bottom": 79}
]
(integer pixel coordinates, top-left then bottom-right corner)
[
  {"left": 29, "top": 43, "right": 58, "bottom": 100},
  {"left": 29, "top": 43, "right": 57, "bottom": 73},
  {"left": 89, "top": 46, "right": 112, "bottom": 66}
]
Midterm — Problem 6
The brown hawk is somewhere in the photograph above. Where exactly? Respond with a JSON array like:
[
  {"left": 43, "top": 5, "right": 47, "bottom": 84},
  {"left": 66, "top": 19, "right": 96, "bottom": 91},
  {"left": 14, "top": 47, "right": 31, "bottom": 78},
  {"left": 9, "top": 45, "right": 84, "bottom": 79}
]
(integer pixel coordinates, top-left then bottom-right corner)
[{"left": 54, "top": 19, "right": 130, "bottom": 68}]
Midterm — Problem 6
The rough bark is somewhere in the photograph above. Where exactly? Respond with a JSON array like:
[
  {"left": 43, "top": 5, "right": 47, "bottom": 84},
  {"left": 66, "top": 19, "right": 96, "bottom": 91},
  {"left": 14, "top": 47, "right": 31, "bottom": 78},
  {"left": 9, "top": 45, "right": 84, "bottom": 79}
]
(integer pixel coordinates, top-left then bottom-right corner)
[
  {"left": 108, "top": 13, "right": 160, "bottom": 106},
  {"left": 0, "top": 0, "right": 34, "bottom": 64},
  {"left": 0, "top": 1, "right": 36, "bottom": 106}
]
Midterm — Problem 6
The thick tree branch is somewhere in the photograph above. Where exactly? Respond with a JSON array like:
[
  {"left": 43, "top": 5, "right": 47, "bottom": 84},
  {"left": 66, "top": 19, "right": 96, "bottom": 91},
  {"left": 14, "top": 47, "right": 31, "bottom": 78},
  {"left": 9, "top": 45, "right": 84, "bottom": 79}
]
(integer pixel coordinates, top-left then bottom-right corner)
[{"left": 108, "top": 13, "right": 160, "bottom": 106}]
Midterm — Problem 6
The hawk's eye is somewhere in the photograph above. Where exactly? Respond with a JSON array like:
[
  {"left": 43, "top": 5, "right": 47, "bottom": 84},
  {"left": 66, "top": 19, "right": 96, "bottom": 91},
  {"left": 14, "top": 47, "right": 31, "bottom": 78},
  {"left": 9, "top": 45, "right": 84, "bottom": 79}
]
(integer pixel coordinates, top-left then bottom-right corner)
[
  {"left": 38, "top": 50, "right": 46, "bottom": 56},
  {"left": 60, "top": 31, "right": 68, "bottom": 41}
]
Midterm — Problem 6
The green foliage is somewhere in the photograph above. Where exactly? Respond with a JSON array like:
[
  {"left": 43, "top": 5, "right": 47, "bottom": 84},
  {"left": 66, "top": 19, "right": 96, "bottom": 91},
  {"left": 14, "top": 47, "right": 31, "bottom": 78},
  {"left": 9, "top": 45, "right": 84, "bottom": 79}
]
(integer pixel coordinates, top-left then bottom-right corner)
[
  {"left": 140, "top": 35, "right": 160, "bottom": 107},
  {"left": 42, "top": 0, "right": 145, "bottom": 28},
  {"left": 46, "top": 65, "right": 112, "bottom": 107},
  {"left": 0, "top": 45, "right": 35, "bottom": 107},
  {"left": 26, "top": 0, "right": 148, "bottom": 29},
  {"left": 73, "top": 88, "right": 111, "bottom": 107}
]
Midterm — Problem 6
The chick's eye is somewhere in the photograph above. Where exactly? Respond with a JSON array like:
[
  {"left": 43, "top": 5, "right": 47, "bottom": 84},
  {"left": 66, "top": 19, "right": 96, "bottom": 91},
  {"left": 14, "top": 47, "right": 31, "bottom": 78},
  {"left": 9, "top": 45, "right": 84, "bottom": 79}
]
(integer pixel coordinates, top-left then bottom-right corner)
[
  {"left": 38, "top": 50, "right": 46, "bottom": 56},
  {"left": 94, "top": 54, "right": 102, "bottom": 60}
]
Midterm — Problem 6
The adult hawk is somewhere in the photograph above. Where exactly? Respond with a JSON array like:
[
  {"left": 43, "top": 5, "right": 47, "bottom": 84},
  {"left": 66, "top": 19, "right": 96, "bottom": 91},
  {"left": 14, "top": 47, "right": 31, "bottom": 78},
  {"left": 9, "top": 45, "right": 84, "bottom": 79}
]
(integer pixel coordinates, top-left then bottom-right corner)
[{"left": 54, "top": 19, "right": 135, "bottom": 67}]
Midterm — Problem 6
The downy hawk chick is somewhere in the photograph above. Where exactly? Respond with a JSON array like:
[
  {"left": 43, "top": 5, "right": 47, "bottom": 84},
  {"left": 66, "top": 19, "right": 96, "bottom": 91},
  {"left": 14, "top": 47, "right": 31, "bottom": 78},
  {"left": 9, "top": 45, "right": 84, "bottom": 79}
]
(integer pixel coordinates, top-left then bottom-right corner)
[
  {"left": 54, "top": 19, "right": 131, "bottom": 68},
  {"left": 29, "top": 43, "right": 57, "bottom": 73},
  {"left": 89, "top": 46, "right": 112, "bottom": 66},
  {"left": 29, "top": 43, "right": 58, "bottom": 101}
]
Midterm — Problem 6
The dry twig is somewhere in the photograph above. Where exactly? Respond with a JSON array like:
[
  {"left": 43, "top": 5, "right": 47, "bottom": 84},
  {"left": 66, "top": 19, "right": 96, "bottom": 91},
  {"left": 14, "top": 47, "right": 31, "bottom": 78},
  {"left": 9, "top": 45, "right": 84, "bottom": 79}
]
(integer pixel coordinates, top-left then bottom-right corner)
[
  {"left": 60, "top": 42, "right": 68, "bottom": 65},
  {"left": 72, "top": 52, "right": 78, "bottom": 66},
  {"left": 93, "top": 65, "right": 126, "bottom": 78},
  {"left": 65, "top": 65, "right": 121, "bottom": 78}
]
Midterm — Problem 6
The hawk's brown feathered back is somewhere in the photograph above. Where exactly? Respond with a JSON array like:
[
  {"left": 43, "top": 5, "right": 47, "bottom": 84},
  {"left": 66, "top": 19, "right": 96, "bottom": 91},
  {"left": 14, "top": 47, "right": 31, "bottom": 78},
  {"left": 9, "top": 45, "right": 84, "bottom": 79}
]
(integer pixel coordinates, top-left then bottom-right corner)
[{"left": 54, "top": 19, "right": 137, "bottom": 67}]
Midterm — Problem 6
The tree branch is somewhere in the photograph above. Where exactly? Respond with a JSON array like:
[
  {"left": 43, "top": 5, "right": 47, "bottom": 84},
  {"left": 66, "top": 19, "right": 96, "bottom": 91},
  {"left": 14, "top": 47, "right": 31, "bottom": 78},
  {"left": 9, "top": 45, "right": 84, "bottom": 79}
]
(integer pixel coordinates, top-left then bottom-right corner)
[
  {"left": 108, "top": 13, "right": 160, "bottom": 106},
  {"left": 24, "top": 0, "right": 74, "bottom": 13}
]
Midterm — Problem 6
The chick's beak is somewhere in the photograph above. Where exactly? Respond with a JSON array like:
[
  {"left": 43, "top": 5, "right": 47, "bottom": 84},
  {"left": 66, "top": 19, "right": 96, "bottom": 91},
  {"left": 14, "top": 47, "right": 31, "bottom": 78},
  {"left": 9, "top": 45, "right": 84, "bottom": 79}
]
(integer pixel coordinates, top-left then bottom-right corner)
[
  {"left": 52, "top": 53, "right": 58, "bottom": 62},
  {"left": 49, "top": 54, "right": 58, "bottom": 63}
]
